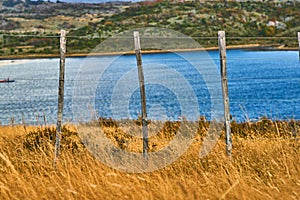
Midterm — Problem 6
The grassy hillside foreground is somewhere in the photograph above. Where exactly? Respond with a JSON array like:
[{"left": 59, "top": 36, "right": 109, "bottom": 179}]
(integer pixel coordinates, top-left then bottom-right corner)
[{"left": 0, "top": 119, "right": 299, "bottom": 199}]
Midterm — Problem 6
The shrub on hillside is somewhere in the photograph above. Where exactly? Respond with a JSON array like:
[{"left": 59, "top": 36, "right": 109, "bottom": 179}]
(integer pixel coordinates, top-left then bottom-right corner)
[{"left": 23, "top": 126, "right": 85, "bottom": 153}]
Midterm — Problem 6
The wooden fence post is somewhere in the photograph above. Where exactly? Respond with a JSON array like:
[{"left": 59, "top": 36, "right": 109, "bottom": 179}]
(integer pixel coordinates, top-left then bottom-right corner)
[
  {"left": 218, "top": 31, "right": 232, "bottom": 157},
  {"left": 133, "top": 31, "right": 149, "bottom": 158},
  {"left": 54, "top": 30, "right": 66, "bottom": 162},
  {"left": 298, "top": 32, "right": 300, "bottom": 61}
]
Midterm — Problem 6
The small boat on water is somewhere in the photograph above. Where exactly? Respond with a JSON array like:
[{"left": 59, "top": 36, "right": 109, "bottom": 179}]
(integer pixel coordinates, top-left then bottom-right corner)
[{"left": 0, "top": 78, "right": 15, "bottom": 83}]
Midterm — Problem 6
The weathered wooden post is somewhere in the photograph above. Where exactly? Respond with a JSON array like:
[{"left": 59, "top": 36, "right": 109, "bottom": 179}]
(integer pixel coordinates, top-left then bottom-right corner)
[
  {"left": 218, "top": 31, "right": 232, "bottom": 157},
  {"left": 298, "top": 32, "right": 300, "bottom": 61},
  {"left": 54, "top": 30, "right": 66, "bottom": 162},
  {"left": 133, "top": 31, "right": 149, "bottom": 158}
]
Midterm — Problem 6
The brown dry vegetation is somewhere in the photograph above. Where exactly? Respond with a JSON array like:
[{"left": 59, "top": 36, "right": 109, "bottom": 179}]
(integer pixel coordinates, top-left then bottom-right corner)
[{"left": 0, "top": 119, "right": 299, "bottom": 199}]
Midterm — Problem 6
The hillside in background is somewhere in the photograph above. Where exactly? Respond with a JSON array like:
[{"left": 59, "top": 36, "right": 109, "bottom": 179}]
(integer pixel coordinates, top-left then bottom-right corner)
[{"left": 0, "top": 0, "right": 300, "bottom": 56}]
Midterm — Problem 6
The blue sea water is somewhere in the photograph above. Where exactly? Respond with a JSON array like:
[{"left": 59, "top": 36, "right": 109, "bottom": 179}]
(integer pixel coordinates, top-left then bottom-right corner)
[{"left": 0, "top": 49, "right": 299, "bottom": 125}]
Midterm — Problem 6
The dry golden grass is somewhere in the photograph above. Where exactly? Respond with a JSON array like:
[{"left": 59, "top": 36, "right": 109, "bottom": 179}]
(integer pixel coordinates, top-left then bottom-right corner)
[{"left": 0, "top": 120, "right": 299, "bottom": 200}]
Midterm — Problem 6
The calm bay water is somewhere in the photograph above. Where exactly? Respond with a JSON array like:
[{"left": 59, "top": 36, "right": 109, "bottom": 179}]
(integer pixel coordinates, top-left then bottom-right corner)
[{"left": 0, "top": 49, "right": 299, "bottom": 125}]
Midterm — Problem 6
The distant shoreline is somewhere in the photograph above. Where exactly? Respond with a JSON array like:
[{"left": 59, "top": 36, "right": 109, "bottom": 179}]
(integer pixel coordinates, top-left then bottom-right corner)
[{"left": 0, "top": 44, "right": 298, "bottom": 60}]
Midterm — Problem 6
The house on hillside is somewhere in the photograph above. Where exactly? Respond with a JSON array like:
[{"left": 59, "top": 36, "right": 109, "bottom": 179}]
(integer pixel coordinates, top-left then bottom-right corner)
[{"left": 267, "top": 20, "right": 287, "bottom": 29}]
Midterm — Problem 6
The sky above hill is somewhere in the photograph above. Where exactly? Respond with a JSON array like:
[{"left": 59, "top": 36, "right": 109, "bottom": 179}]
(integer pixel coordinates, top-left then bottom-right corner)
[{"left": 45, "top": 0, "right": 144, "bottom": 2}]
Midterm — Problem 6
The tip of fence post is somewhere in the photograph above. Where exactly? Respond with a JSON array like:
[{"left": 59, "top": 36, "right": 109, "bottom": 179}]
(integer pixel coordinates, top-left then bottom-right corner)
[
  {"left": 218, "top": 31, "right": 225, "bottom": 38},
  {"left": 60, "top": 30, "right": 66, "bottom": 37},
  {"left": 133, "top": 31, "right": 139, "bottom": 40},
  {"left": 133, "top": 31, "right": 140, "bottom": 51},
  {"left": 218, "top": 31, "right": 227, "bottom": 57}
]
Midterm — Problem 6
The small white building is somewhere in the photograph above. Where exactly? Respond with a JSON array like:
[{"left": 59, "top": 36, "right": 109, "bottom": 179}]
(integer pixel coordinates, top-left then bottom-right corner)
[{"left": 267, "top": 20, "right": 287, "bottom": 29}]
